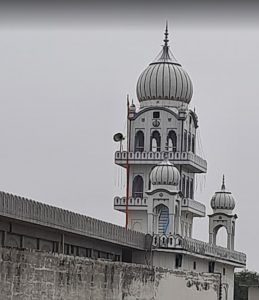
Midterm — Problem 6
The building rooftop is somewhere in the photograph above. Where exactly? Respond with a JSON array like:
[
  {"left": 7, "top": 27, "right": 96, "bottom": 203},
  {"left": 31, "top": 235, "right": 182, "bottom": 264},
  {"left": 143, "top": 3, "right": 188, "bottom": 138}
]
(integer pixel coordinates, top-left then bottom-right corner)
[{"left": 0, "top": 191, "right": 146, "bottom": 250}]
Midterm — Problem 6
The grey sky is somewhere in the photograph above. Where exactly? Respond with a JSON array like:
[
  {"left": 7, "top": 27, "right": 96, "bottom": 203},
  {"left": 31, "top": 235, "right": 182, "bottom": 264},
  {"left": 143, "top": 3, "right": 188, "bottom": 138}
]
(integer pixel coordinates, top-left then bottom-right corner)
[{"left": 0, "top": 4, "right": 258, "bottom": 270}]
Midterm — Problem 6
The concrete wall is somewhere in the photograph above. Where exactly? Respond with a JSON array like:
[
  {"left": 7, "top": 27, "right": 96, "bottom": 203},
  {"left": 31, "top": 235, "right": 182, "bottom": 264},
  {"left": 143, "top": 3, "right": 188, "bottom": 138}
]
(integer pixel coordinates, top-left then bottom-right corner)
[
  {"left": 152, "top": 250, "right": 234, "bottom": 300},
  {"left": 0, "top": 247, "right": 219, "bottom": 300},
  {"left": 248, "top": 287, "right": 259, "bottom": 300}
]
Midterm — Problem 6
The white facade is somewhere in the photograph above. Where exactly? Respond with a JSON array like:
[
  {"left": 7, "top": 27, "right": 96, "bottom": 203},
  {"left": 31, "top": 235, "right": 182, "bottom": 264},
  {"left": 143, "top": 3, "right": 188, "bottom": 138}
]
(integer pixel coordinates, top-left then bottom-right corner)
[
  {"left": 114, "top": 26, "right": 246, "bottom": 300},
  {"left": 248, "top": 287, "right": 259, "bottom": 300}
]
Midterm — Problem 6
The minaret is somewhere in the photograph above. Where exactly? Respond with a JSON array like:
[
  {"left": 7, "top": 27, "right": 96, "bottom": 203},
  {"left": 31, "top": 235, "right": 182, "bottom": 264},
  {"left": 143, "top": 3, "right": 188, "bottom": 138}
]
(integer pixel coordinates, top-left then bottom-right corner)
[
  {"left": 114, "top": 25, "right": 207, "bottom": 237},
  {"left": 209, "top": 176, "right": 237, "bottom": 250}
]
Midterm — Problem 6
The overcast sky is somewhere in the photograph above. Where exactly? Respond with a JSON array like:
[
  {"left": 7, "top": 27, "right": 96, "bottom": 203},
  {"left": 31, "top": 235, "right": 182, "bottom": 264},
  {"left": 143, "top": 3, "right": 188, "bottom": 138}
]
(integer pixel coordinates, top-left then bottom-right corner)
[{"left": 0, "top": 2, "right": 258, "bottom": 271}]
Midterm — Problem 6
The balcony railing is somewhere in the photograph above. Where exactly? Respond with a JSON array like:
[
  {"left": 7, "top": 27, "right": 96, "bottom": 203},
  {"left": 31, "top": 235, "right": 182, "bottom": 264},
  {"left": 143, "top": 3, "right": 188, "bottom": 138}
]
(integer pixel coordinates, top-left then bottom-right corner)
[
  {"left": 152, "top": 234, "right": 246, "bottom": 266},
  {"left": 181, "top": 198, "right": 206, "bottom": 217},
  {"left": 114, "top": 197, "right": 148, "bottom": 211},
  {"left": 115, "top": 151, "right": 207, "bottom": 173}
]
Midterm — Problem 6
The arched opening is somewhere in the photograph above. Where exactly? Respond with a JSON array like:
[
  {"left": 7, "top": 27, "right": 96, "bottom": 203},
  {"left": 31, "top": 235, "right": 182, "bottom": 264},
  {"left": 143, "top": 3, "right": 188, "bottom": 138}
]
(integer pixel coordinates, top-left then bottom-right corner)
[
  {"left": 215, "top": 226, "right": 228, "bottom": 248},
  {"left": 167, "top": 130, "right": 177, "bottom": 152},
  {"left": 134, "top": 130, "right": 144, "bottom": 152},
  {"left": 150, "top": 131, "right": 161, "bottom": 152},
  {"left": 154, "top": 204, "right": 169, "bottom": 234},
  {"left": 132, "top": 175, "right": 144, "bottom": 198}
]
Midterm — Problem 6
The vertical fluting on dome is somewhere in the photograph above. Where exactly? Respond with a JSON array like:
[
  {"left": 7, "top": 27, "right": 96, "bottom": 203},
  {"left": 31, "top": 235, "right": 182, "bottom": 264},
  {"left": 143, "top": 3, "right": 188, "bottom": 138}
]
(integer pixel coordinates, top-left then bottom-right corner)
[
  {"left": 136, "top": 24, "right": 193, "bottom": 106},
  {"left": 210, "top": 175, "right": 236, "bottom": 211}
]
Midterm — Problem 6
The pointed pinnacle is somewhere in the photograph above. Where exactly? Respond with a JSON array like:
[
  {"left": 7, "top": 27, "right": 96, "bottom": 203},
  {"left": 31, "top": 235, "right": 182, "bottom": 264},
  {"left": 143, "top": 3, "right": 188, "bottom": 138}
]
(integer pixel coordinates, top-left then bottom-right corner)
[
  {"left": 221, "top": 174, "right": 226, "bottom": 191},
  {"left": 164, "top": 21, "right": 169, "bottom": 46}
]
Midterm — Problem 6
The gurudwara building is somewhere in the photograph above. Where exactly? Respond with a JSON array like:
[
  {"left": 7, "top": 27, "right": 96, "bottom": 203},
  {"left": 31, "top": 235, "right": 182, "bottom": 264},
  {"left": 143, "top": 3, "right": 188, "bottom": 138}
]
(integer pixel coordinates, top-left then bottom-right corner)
[
  {"left": 114, "top": 26, "right": 246, "bottom": 299},
  {"left": 0, "top": 26, "right": 246, "bottom": 300}
]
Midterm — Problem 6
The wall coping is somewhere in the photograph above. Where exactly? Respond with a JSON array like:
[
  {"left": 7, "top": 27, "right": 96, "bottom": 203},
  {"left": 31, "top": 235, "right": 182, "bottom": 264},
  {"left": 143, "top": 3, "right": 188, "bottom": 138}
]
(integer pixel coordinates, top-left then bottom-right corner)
[{"left": 0, "top": 191, "right": 146, "bottom": 250}]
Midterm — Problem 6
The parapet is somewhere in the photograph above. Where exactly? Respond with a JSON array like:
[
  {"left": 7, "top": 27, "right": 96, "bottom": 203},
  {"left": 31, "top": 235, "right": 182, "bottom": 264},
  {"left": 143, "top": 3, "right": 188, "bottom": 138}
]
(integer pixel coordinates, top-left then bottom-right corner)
[{"left": 0, "top": 191, "right": 146, "bottom": 250}]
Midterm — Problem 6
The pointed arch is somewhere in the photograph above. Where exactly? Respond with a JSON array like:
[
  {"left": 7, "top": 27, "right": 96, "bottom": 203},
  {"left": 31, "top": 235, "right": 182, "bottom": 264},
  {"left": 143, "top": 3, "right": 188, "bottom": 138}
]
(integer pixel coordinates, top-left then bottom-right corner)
[
  {"left": 150, "top": 130, "right": 161, "bottom": 152},
  {"left": 154, "top": 204, "right": 169, "bottom": 234},
  {"left": 134, "top": 130, "right": 144, "bottom": 152},
  {"left": 132, "top": 175, "right": 144, "bottom": 198},
  {"left": 167, "top": 130, "right": 177, "bottom": 152},
  {"left": 215, "top": 226, "right": 228, "bottom": 248}
]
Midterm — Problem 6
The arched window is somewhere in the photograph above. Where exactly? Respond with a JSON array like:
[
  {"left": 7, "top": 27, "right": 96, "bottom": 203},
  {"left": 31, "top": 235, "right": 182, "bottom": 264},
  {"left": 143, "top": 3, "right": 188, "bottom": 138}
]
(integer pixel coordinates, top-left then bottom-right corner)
[
  {"left": 188, "top": 132, "right": 191, "bottom": 152},
  {"left": 134, "top": 131, "right": 144, "bottom": 152},
  {"left": 186, "top": 177, "right": 190, "bottom": 198},
  {"left": 132, "top": 175, "right": 144, "bottom": 198},
  {"left": 150, "top": 131, "right": 161, "bottom": 152},
  {"left": 215, "top": 226, "right": 228, "bottom": 248},
  {"left": 192, "top": 134, "right": 195, "bottom": 153},
  {"left": 167, "top": 130, "right": 177, "bottom": 152},
  {"left": 154, "top": 204, "right": 169, "bottom": 234},
  {"left": 183, "top": 130, "right": 187, "bottom": 152}
]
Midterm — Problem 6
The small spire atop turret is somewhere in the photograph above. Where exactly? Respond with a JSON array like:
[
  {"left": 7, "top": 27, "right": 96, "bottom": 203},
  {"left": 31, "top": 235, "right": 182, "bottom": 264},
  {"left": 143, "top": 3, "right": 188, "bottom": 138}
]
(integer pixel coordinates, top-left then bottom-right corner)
[
  {"left": 221, "top": 174, "right": 226, "bottom": 191},
  {"left": 164, "top": 21, "right": 169, "bottom": 47}
]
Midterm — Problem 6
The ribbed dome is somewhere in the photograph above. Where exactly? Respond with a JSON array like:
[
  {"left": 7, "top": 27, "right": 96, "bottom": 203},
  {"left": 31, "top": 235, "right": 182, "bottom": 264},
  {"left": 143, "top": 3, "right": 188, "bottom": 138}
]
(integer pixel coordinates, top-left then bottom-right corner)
[
  {"left": 136, "top": 26, "right": 193, "bottom": 107},
  {"left": 210, "top": 176, "right": 235, "bottom": 211},
  {"left": 150, "top": 159, "right": 180, "bottom": 186}
]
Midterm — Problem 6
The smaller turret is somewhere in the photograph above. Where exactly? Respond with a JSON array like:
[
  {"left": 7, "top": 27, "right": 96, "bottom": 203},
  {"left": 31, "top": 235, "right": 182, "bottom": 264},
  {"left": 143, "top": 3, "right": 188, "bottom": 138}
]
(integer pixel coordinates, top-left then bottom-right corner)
[
  {"left": 210, "top": 175, "right": 235, "bottom": 213},
  {"left": 209, "top": 176, "right": 237, "bottom": 250}
]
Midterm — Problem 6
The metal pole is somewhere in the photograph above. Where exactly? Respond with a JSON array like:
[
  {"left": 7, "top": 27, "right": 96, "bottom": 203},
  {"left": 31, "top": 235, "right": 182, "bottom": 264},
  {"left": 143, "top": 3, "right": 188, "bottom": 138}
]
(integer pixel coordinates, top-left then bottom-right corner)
[{"left": 125, "top": 96, "right": 131, "bottom": 229}]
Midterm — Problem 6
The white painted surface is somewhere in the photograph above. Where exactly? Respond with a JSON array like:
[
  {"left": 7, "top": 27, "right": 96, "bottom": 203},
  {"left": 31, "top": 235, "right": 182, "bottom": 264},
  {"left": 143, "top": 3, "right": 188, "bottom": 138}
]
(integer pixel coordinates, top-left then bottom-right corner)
[{"left": 248, "top": 287, "right": 259, "bottom": 300}]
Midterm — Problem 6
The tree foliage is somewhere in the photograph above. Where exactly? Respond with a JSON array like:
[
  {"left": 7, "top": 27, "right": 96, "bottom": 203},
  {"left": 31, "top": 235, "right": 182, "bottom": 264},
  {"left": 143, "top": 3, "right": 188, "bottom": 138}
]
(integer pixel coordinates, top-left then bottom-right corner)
[{"left": 234, "top": 270, "right": 259, "bottom": 300}]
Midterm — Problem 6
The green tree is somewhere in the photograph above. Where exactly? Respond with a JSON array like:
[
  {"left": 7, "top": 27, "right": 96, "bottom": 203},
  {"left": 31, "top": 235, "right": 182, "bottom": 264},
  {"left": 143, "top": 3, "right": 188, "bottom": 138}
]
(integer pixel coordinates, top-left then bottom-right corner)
[{"left": 234, "top": 270, "right": 259, "bottom": 300}]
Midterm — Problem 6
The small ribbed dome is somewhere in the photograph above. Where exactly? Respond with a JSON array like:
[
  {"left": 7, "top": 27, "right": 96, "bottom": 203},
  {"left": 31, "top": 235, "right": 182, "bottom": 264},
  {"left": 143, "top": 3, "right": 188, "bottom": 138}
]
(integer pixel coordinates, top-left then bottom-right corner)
[
  {"left": 136, "top": 25, "right": 193, "bottom": 107},
  {"left": 210, "top": 176, "right": 235, "bottom": 211},
  {"left": 150, "top": 158, "right": 180, "bottom": 186}
]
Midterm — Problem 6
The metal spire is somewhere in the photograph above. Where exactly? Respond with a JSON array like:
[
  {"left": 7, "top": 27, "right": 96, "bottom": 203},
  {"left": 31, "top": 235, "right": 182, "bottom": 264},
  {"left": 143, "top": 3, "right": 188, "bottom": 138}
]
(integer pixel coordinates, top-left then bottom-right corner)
[
  {"left": 160, "top": 21, "right": 171, "bottom": 61},
  {"left": 221, "top": 175, "right": 226, "bottom": 191},
  {"left": 164, "top": 21, "right": 169, "bottom": 47}
]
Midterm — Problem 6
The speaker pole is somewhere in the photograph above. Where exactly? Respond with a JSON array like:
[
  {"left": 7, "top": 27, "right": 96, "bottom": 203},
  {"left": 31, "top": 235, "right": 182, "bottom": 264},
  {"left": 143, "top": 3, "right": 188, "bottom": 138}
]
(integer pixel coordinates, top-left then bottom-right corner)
[{"left": 125, "top": 95, "right": 131, "bottom": 230}]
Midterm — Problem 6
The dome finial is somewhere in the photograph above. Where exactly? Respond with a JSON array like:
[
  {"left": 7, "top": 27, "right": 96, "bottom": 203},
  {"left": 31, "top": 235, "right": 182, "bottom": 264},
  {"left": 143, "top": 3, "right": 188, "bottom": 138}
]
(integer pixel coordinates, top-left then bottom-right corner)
[
  {"left": 164, "top": 21, "right": 169, "bottom": 47},
  {"left": 221, "top": 174, "right": 226, "bottom": 191}
]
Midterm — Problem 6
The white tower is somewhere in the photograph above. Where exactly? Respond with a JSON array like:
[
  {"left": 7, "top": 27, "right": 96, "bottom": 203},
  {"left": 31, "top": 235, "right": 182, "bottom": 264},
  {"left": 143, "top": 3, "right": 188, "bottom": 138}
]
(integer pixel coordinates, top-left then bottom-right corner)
[
  {"left": 114, "top": 25, "right": 207, "bottom": 237},
  {"left": 209, "top": 176, "right": 237, "bottom": 251}
]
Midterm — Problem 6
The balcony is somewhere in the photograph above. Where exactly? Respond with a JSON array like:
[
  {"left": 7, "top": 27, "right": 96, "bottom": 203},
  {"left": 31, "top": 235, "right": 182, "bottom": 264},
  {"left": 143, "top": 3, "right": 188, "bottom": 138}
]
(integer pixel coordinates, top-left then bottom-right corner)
[
  {"left": 114, "top": 196, "right": 148, "bottom": 212},
  {"left": 181, "top": 198, "right": 206, "bottom": 217},
  {"left": 152, "top": 234, "right": 246, "bottom": 266},
  {"left": 115, "top": 151, "right": 207, "bottom": 173}
]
